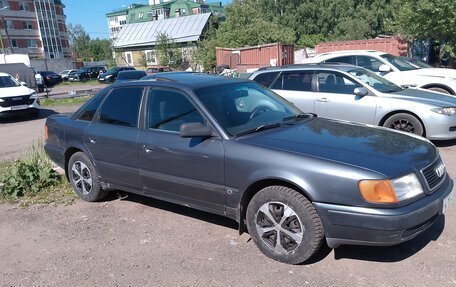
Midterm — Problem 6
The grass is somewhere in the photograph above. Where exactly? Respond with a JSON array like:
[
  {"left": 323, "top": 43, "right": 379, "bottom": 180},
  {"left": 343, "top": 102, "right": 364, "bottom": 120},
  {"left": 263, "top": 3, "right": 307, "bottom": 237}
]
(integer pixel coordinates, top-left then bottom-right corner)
[
  {"left": 0, "top": 143, "right": 78, "bottom": 207},
  {"left": 40, "top": 95, "right": 93, "bottom": 107}
]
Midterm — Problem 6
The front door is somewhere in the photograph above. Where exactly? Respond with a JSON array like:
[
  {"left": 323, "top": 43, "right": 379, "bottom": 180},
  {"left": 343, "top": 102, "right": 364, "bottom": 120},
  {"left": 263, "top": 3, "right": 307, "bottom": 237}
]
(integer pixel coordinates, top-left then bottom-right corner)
[
  {"left": 84, "top": 86, "right": 144, "bottom": 191},
  {"left": 314, "top": 71, "right": 377, "bottom": 124},
  {"left": 138, "top": 88, "right": 225, "bottom": 214}
]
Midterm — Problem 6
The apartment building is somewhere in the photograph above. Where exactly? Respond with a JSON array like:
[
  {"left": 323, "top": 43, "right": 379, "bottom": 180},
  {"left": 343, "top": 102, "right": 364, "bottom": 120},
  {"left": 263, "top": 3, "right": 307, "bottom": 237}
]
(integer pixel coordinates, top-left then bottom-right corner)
[{"left": 0, "top": 0, "right": 70, "bottom": 58}]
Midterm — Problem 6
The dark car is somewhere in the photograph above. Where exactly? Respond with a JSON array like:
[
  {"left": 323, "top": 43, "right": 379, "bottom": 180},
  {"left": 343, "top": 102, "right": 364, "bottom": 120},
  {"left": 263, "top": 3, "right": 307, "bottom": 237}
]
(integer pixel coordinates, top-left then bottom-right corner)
[
  {"left": 44, "top": 73, "right": 454, "bottom": 264},
  {"left": 140, "top": 71, "right": 200, "bottom": 81},
  {"left": 98, "top": 67, "right": 135, "bottom": 83},
  {"left": 114, "top": 70, "right": 147, "bottom": 83},
  {"left": 39, "top": 71, "right": 63, "bottom": 86},
  {"left": 69, "top": 66, "right": 106, "bottom": 82}
]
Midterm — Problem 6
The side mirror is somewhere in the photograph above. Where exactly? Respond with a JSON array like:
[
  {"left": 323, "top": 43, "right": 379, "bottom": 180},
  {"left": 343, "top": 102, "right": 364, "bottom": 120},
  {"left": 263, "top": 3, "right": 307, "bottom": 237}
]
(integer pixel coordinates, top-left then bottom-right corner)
[
  {"left": 354, "top": 87, "right": 368, "bottom": 97},
  {"left": 180, "top": 122, "right": 214, "bottom": 138},
  {"left": 378, "top": 64, "right": 391, "bottom": 73}
]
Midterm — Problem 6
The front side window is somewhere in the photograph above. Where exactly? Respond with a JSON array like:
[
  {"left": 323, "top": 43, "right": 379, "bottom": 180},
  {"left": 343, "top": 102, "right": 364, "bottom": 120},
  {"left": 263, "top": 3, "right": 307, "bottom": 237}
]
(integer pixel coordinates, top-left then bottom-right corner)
[
  {"left": 271, "top": 71, "right": 313, "bottom": 92},
  {"left": 99, "top": 87, "right": 143, "bottom": 127},
  {"left": 356, "top": 56, "right": 384, "bottom": 72},
  {"left": 380, "top": 54, "right": 417, "bottom": 71},
  {"left": 316, "top": 71, "right": 360, "bottom": 94},
  {"left": 147, "top": 89, "right": 204, "bottom": 132},
  {"left": 346, "top": 68, "right": 402, "bottom": 93}
]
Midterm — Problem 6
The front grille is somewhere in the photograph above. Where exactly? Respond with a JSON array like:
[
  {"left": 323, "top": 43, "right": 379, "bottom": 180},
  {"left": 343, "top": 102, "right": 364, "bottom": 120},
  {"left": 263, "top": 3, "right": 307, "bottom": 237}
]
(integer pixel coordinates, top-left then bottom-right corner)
[
  {"left": 0, "top": 95, "right": 33, "bottom": 108},
  {"left": 421, "top": 158, "right": 446, "bottom": 192},
  {"left": 402, "top": 214, "right": 439, "bottom": 239}
]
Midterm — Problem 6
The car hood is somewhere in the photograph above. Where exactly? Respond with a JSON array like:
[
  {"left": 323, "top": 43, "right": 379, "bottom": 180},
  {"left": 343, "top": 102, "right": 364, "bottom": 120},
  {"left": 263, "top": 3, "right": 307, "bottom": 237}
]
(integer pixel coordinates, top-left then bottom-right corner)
[
  {"left": 411, "top": 68, "right": 456, "bottom": 78},
  {"left": 238, "top": 118, "right": 437, "bottom": 178},
  {"left": 0, "top": 86, "right": 35, "bottom": 98},
  {"left": 386, "top": 88, "right": 456, "bottom": 107}
]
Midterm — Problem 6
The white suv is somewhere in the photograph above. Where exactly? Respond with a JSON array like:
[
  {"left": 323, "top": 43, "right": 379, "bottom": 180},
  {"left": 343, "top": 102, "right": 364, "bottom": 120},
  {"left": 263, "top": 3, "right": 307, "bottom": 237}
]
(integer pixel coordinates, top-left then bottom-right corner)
[
  {"left": 0, "top": 72, "right": 41, "bottom": 117},
  {"left": 302, "top": 50, "right": 456, "bottom": 95}
]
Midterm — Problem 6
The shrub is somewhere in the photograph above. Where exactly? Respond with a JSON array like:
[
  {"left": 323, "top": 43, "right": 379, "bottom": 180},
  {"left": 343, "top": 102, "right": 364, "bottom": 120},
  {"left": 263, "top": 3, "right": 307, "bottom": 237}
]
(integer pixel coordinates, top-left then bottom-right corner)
[{"left": 0, "top": 143, "right": 61, "bottom": 199}]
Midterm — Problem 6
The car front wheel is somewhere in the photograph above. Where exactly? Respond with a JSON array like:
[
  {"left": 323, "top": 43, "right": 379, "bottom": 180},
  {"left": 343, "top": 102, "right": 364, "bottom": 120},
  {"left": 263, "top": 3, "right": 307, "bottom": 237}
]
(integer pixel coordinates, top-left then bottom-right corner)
[
  {"left": 246, "top": 186, "right": 324, "bottom": 264},
  {"left": 383, "top": 113, "right": 424, "bottom": 136},
  {"left": 68, "top": 152, "right": 108, "bottom": 202}
]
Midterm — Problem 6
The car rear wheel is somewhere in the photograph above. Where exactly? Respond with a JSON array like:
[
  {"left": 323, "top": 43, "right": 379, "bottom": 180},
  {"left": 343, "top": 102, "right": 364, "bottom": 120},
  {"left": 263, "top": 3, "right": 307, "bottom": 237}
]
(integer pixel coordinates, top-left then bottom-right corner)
[
  {"left": 68, "top": 152, "right": 108, "bottom": 202},
  {"left": 246, "top": 186, "right": 324, "bottom": 264},
  {"left": 383, "top": 113, "right": 424, "bottom": 136},
  {"left": 427, "top": 87, "right": 450, "bottom": 94}
]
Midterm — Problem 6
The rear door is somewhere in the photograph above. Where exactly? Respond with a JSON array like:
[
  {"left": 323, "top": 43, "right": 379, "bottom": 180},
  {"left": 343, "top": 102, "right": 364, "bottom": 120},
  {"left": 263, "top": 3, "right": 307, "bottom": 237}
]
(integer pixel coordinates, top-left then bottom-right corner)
[
  {"left": 269, "top": 70, "right": 317, "bottom": 113},
  {"left": 314, "top": 70, "right": 377, "bottom": 124},
  {"left": 84, "top": 86, "right": 144, "bottom": 191},
  {"left": 138, "top": 88, "right": 225, "bottom": 214}
]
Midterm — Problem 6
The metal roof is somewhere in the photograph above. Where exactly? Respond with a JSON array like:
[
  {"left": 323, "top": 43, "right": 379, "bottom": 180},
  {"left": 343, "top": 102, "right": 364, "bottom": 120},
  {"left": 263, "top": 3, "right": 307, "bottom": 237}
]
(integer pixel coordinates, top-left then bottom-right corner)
[{"left": 113, "top": 13, "right": 211, "bottom": 49}]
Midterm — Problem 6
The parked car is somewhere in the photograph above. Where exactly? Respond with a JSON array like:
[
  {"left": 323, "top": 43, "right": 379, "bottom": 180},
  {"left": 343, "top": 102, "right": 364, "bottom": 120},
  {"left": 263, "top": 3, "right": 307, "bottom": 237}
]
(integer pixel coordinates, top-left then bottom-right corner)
[
  {"left": 59, "top": 69, "right": 78, "bottom": 81},
  {"left": 98, "top": 67, "right": 135, "bottom": 83},
  {"left": 39, "top": 71, "right": 63, "bottom": 87},
  {"left": 302, "top": 50, "right": 456, "bottom": 95},
  {"left": 0, "top": 72, "right": 40, "bottom": 117},
  {"left": 146, "top": 66, "right": 171, "bottom": 75},
  {"left": 114, "top": 70, "right": 147, "bottom": 83},
  {"left": 249, "top": 64, "right": 456, "bottom": 140},
  {"left": 139, "top": 71, "right": 199, "bottom": 81},
  {"left": 68, "top": 66, "right": 106, "bottom": 82},
  {"left": 44, "top": 73, "right": 453, "bottom": 264}
]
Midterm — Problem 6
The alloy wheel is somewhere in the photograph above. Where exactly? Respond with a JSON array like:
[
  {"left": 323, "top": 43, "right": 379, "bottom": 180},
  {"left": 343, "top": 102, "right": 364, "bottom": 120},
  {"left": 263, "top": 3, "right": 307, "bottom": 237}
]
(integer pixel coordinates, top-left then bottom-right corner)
[{"left": 71, "top": 161, "right": 93, "bottom": 195}]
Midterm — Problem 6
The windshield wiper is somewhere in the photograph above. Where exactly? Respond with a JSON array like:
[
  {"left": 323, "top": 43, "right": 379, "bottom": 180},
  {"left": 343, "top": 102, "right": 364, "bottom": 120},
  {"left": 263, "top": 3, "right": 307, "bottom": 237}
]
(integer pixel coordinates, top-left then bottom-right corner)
[
  {"left": 235, "top": 123, "right": 282, "bottom": 138},
  {"left": 283, "top": 113, "right": 317, "bottom": 122}
]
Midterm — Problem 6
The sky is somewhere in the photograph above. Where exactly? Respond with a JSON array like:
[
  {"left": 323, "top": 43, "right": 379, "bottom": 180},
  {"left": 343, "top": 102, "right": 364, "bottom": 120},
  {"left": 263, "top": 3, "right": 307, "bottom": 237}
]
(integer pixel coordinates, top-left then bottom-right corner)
[{"left": 63, "top": 0, "right": 230, "bottom": 40}]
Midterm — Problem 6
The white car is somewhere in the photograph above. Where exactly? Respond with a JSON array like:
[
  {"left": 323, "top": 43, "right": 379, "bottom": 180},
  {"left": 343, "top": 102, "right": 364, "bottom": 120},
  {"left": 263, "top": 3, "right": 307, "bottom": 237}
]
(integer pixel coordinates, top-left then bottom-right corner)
[
  {"left": 0, "top": 72, "right": 41, "bottom": 117},
  {"left": 302, "top": 50, "right": 456, "bottom": 95},
  {"left": 59, "top": 69, "right": 78, "bottom": 81}
]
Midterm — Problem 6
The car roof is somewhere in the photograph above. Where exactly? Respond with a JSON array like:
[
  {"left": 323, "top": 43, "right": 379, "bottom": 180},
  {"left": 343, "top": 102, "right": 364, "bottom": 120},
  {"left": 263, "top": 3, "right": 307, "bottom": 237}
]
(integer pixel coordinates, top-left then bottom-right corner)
[
  {"left": 0, "top": 72, "right": 11, "bottom": 77},
  {"left": 254, "top": 63, "right": 358, "bottom": 73},
  {"left": 143, "top": 72, "right": 250, "bottom": 89}
]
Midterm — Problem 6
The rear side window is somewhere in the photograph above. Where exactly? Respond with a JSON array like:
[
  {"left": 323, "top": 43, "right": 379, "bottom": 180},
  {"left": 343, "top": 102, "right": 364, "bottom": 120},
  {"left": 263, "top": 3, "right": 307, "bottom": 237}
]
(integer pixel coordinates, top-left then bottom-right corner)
[
  {"left": 77, "top": 95, "right": 105, "bottom": 122},
  {"left": 271, "top": 71, "right": 313, "bottom": 92},
  {"left": 324, "top": 56, "right": 356, "bottom": 65},
  {"left": 99, "top": 87, "right": 143, "bottom": 127},
  {"left": 252, "top": 72, "right": 279, "bottom": 88}
]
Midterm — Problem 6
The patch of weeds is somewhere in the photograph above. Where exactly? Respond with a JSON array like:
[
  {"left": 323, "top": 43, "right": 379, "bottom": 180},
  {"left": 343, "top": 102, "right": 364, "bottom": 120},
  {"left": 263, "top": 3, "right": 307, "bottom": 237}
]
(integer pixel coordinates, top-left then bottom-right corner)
[
  {"left": 41, "top": 95, "right": 92, "bottom": 107},
  {"left": 0, "top": 143, "right": 77, "bottom": 206}
]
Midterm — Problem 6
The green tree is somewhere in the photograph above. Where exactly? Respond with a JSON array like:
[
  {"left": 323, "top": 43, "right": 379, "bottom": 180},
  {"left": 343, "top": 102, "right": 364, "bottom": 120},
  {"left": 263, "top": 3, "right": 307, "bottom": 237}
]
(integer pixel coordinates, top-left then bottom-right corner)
[
  {"left": 392, "top": 0, "right": 456, "bottom": 56},
  {"left": 156, "top": 32, "right": 182, "bottom": 68},
  {"left": 88, "top": 38, "right": 112, "bottom": 61},
  {"left": 67, "top": 23, "right": 90, "bottom": 59}
]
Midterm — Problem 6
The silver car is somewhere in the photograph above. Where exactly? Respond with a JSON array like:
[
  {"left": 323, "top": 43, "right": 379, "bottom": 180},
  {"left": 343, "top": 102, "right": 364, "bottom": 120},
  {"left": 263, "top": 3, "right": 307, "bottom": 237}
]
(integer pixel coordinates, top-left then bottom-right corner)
[{"left": 249, "top": 64, "right": 456, "bottom": 140}]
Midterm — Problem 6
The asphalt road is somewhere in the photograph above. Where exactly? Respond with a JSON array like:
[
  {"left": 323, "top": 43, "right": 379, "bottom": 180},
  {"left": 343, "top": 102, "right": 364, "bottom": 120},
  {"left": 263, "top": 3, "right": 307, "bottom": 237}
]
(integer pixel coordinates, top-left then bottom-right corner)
[{"left": 0, "top": 105, "right": 455, "bottom": 286}]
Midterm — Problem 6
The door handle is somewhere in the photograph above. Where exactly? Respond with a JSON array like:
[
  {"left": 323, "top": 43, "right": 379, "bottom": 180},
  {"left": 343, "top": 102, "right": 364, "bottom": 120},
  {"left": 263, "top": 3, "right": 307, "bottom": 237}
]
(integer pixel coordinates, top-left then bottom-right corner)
[
  {"left": 316, "top": 98, "right": 328, "bottom": 103},
  {"left": 89, "top": 138, "right": 96, "bottom": 144},
  {"left": 143, "top": 145, "right": 155, "bottom": 153}
]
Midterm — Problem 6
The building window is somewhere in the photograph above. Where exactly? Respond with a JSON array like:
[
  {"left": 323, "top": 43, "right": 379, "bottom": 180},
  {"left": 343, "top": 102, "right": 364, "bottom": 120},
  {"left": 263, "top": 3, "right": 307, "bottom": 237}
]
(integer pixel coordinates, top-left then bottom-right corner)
[
  {"left": 125, "top": 52, "right": 133, "bottom": 65},
  {"left": 145, "top": 50, "right": 156, "bottom": 65},
  {"left": 27, "top": 39, "right": 37, "bottom": 48},
  {"left": 0, "top": 1, "right": 7, "bottom": 9},
  {"left": 23, "top": 21, "right": 33, "bottom": 29},
  {"left": 5, "top": 20, "right": 14, "bottom": 30},
  {"left": 138, "top": 12, "right": 144, "bottom": 19},
  {"left": 11, "top": 39, "right": 18, "bottom": 48},
  {"left": 120, "top": 20, "right": 127, "bottom": 25},
  {"left": 19, "top": 2, "right": 29, "bottom": 11}
]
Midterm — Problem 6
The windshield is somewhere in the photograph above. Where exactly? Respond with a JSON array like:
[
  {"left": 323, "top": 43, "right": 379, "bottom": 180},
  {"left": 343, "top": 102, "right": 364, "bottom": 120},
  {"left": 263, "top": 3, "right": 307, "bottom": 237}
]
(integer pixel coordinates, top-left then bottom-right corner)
[
  {"left": 399, "top": 57, "right": 433, "bottom": 69},
  {"left": 347, "top": 68, "right": 402, "bottom": 93},
  {"left": 380, "top": 54, "right": 418, "bottom": 71},
  {"left": 0, "top": 75, "right": 21, "bottom": 88},
  {"left": 79, "top": 67, "right": 89, "bottom": 72},
  {"left": 195, "top": 82, "right": 302, "bottom": 136}
]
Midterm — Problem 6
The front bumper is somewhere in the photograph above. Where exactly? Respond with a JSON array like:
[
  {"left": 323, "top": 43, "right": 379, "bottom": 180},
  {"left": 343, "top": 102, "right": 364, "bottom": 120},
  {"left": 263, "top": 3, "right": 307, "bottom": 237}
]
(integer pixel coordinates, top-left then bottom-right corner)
[
  {"left": 314, "top": 175, "right": 453, "bottom": 248},
  {"left": 424, "top": 114, "right": 456, "bottom": 140},
  {"left": 0, "top": 98, "right": 41, "bottom": 114}
]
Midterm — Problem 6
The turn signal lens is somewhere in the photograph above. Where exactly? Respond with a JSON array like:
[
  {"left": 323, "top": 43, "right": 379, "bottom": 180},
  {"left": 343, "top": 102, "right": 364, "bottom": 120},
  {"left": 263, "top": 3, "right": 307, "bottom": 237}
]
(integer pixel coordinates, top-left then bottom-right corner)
[
  {"left": 44, "top": 124, "right": 48, "bottom": 141},
  {"left": 359, "top": 180, "right": 398, "bottom": 203}
]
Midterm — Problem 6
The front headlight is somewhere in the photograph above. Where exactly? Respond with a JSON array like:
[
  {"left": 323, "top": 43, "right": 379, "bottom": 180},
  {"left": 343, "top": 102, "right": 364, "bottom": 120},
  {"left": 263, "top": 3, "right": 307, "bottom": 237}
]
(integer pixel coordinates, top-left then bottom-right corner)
[
  {"left": 30, "top": 92, "right": 38, "bottom": 99},
  {"left": 0, "top": 98, "right": 4, "bottom": 103},
  {"left": 431, "top": 107, "right": 456, "bottom": 116},
  {"left": 359, "top": 173, "right": 424, "bottom": 203}
]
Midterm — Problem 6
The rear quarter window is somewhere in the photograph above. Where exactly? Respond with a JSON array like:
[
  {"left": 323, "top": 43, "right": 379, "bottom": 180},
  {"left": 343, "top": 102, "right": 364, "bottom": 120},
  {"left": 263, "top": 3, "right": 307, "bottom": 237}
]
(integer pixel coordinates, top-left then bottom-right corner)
[{"left": 252, "top": 72, "right": 279, "bottom": 88}]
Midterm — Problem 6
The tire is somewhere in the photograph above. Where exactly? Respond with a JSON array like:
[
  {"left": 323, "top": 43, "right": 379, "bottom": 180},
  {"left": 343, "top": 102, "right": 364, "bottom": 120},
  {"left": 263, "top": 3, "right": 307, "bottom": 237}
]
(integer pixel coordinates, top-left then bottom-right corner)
[
  {"left": 67, "top": 152, "right": 108, "bottom": 202},
  {"left": 427, "top": 87, "right": 450, "bottom": 94},
  {"left": 246, "top": 186, "right": 324, "bottom": 264},
  {"left": 383, "top": 113, "right": 424, "bottom": 136}
]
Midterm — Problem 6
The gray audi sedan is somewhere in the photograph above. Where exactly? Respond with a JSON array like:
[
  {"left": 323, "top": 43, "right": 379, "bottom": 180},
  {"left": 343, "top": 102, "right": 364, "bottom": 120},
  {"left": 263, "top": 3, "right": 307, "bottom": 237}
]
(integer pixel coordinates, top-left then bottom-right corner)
[
  {"left": 44, "top": 73, "right": 454, "bottom": 264},
  {"left": 249, "top": 64, "right": 456, "bottom": 140}
]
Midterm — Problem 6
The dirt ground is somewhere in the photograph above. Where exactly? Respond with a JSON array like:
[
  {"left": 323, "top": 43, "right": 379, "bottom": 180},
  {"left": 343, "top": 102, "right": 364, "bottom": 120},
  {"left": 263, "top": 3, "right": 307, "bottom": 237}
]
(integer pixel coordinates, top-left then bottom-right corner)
[{"left": 0, "top": 104, "right": 455, "bottom": 286}]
